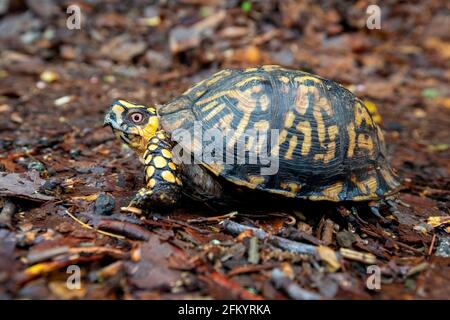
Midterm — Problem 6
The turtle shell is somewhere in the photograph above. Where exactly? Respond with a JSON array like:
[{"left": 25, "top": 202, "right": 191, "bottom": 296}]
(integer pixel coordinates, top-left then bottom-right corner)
[{"left": 158, "top": 65, "right": 400, "bottom": 202}]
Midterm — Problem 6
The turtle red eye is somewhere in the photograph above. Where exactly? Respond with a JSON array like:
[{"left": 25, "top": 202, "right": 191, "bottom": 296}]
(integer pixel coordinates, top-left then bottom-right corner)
[{"left": 129, "top": 112, "right": 144, "bottom": 124}]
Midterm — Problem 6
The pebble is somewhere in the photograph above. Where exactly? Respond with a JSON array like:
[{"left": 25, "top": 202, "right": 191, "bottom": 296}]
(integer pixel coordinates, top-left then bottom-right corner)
[
  {"left": 435, "top": 236, "right": 450, "bottom": 258},
  {"left": 94, "top": 193, "right": 115, "bottom": 215},
  {"left": 27, "top": 161, "right": 45, "bottom": 172}
]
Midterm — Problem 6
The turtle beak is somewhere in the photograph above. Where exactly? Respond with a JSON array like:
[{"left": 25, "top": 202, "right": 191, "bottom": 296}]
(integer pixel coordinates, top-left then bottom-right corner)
[
  {"left": 103, "top": 113, "right": 112, "bottom": 127},
  {"left": 103, "top": 110, "right": 120, "bottom": 130}
]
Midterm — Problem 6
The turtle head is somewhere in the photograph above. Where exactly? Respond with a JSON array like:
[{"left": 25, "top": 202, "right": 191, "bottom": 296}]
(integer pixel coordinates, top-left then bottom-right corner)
[{"left": 104, "top": 100, "right": 159, "bottom": 155}]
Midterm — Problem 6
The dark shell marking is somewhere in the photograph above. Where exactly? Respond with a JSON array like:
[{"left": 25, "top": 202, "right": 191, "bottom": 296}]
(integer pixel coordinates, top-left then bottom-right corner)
[{"left": 158, "top": 65, "right": 400, "bottom": 202}]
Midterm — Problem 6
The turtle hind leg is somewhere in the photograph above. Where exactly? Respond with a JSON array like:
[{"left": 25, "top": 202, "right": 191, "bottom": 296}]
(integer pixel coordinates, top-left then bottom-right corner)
[{"left": 129, "top": 130, "right": 182, "bottom": 212}]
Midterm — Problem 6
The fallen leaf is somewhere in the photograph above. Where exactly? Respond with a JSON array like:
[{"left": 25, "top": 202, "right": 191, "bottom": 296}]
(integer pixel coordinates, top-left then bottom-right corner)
[
  {"left": 317, "top": 246, "right": 341, "bottom": 272},
  {"left": 426, "top": 216, "right": 450, "bottom": 228},
  {"left": 0, "top": 172, "right": 54, "bottom": 201}
]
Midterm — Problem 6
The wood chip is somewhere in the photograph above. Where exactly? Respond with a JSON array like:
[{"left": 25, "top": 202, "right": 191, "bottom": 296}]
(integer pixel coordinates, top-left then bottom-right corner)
[{"left": 339, "top": 248, "right": 377, "bottom": 264}]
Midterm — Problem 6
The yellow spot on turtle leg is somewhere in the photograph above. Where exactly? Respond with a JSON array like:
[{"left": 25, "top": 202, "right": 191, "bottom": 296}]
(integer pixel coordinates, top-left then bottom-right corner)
[
  {"left": 146, "top": 166, "right": 155, "bottom": 178},
  {"left": 168, "top": 162, "right": 176, "bottom": 170},
  {"left": 296, "top": 121, "right": 311, "bottom": 156},
  {"left": 161, "top": 170, "right": 176, "bottom": 183},
  {"left": 161, "top": 149, "right": 172, "bottom": 159},
  {"left": 148, "top": 144, "right": 158, "bottom": 151},
  {"left": 284, "top": 135, "right": 298, "bottom": 160},
  {"left": 148, "top": 178, "right": 156, "bottom": 188},
  {"left": 175, "top": 177, "right": 182, "bottom": 186},
  {"left": 153, "top": 155, "right": 167, "bottom": 168}
]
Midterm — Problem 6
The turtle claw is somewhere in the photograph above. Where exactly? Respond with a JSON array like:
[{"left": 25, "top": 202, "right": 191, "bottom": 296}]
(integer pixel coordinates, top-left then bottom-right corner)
[{"left": 129, "top": 188, "right": 153, "bottom": 209}]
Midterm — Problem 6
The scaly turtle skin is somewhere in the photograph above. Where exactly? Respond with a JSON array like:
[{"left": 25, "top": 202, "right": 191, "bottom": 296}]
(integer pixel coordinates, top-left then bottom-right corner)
[{"left": 104, "top": 65, "right": 400, "bottom": 211}]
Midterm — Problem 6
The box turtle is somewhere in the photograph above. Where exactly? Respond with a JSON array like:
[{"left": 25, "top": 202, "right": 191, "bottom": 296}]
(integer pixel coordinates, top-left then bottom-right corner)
[{"left": 104, "top": 65, "right": 400, "bottom": 214}]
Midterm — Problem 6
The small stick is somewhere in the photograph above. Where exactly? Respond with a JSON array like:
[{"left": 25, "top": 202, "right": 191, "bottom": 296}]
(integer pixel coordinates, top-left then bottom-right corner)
[
  {"left": 187, "top": 211, "right": 238, "bottom": 223},
  {"left": 271, "top": 268, "right": 321, "bottom": 300},
  {"left": 227, "top": 263, "right": 280, "bottom": 277},
  {"left": 143, "top": 217, "right": 210, "bottom": 234},
  {"left": 26, "top": 246, "right": 70, "bottom": 264},
  {"left": 222, "top": 220, "right": 317, "bottom": 255},
  {"left": 65, "top": 210, "right": 125, "bottom": 240},
  {"left": 279, "top": 228, "right": 322, "bottom": 246},
  {"left": 120, "top": 206, "right": 143, "bottom": 215},
  {"left": 428, "top": 233, "right": 437, "bottom": 256},
  {"left": 97, "top": 220, "right": 152, "bottom": 241}
]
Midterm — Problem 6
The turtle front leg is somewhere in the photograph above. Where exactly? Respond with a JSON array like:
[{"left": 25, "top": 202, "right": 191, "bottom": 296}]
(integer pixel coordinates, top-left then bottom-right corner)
[{"left": 130, "top": 130, "right": 182, "bottom": 211}]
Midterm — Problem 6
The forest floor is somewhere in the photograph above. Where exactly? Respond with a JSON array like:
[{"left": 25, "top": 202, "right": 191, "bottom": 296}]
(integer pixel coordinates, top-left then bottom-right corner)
[{"left": 0, "top": 1, "right": 449, "bottom": 299}]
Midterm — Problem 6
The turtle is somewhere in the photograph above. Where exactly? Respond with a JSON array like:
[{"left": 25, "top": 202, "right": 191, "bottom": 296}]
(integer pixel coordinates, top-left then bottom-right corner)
[{"left": 104, "top": 65, "right": 400, "bottom": 215}]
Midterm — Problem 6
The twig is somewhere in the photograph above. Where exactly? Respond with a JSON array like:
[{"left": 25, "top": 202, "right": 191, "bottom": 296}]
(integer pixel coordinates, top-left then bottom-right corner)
[
  {"left": 247, "top": 237, "right": 260, "bottom": 264},
  {"left": 278, "top": 228, "right": 322, "bottom": 246},
  {"left": 187, "top": 211, "right": 238, "bottom": 224},
  {"left": 222, "top": 220, "right": 317, "bottom": 255},
  {"left": 361, "top": 226, "right": 423, "bottom": 255},
  {"left": 428, "top": 233, "right": 437, "bottom": 256},
  {"left": 339, "top": 248, "right": 377, "bottom": 264},
  {"left": 26, "top": 246, "right": 70, "bottom": 264},
  {"left": 271, "top": 268, "right": 321, "bottom": 300},
  {"left": 65, "top": 210, "right": 125, "bottom": 240},
  {"left": 142, "top": 217, "right": 209, "bottom": 234},
  {"left": 227, "top": 263, "right": 280, "bottom": 277},
  {"left": 97, "top": 220, "right": 152, "bottom": 241}
]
